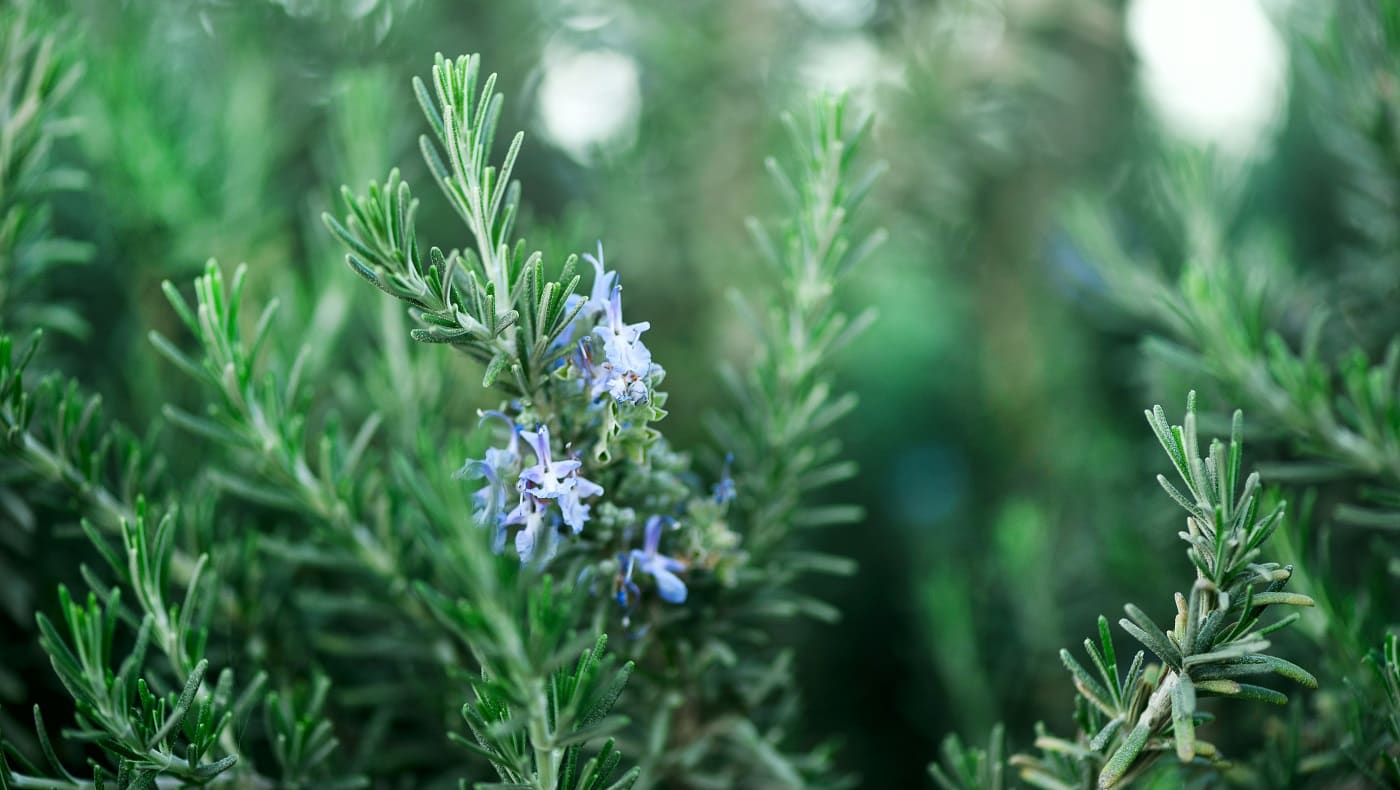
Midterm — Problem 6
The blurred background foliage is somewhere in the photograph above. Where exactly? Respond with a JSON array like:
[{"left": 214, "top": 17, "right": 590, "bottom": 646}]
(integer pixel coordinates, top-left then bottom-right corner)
[{"left": 7, "top": 0, "right": 1398, "bottom": 785}]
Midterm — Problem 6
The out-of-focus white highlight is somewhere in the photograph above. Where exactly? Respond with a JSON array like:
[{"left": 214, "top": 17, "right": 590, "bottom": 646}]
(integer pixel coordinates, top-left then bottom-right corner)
[
  {"left": 800, "top": 33, "right": 903, "bottom": 95},
  {"left": 1127, "top": 0, "right": 1289, "bottom": 157},
  {"left": 537, "top": 48, "right": 641, "bottom": 163},
  {"left": 794, "top": 0, "right": 877, "bottom": 29}
]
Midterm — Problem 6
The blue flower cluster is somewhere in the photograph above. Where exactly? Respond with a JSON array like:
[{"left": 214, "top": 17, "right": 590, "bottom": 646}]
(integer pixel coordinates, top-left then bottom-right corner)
[
  {"left": 507, "top": 425, "right": 603, "bottom": 562},
  {"left": 460, "top": 246, "right": 716, "bottom": 615},
  {"left": 461, "top": 417, "right": 603, "bottom": 564},
  {"left": 578, "top": 246, "right": 654, "bottom": 406}
]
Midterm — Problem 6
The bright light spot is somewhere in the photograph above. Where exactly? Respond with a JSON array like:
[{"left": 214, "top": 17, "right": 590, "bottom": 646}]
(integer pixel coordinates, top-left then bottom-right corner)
[
  {"left": 562, "top": 14, "right": 612, "bottom": 31},
  {"left": 537, "top": 48, "right": 641, "bottom": 164},
  {"left": 1128, "top": 0, "right": 1288, "bottom": 157},
  {"left": 794, "top": 0, "right": 877, "bottom": 29},
  {"left": 551, "top": 0, "right": 619, "bottom": 30},
  {"left": 936, "top": 2, "right": 1005, "bottom": 66},
  {"left": 799, "top": 34, "right": 893, "bottom": 94}
]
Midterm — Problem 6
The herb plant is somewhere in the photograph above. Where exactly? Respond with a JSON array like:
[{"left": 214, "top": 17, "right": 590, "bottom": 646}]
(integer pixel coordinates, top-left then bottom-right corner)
[
  {"left": 7, "top": 1, "right": 1400, "bottom": 788},
  {"left": 0, "top": 6, "right": 882, "bottom": 782}
]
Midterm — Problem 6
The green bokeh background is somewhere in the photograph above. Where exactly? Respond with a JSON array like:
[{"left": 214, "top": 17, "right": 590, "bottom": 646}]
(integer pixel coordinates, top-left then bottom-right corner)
[{"left": 12, "top": 0, "right": 1365, "bottom": 786}]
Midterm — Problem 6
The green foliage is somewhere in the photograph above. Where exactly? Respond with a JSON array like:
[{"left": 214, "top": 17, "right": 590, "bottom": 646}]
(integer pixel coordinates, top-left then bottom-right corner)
[
  {"left": 319, "top": 48, "right": 882, "bottom": 788},
  {"left": 32, "top": 593, "right": 243, "bottom": 785},
  {"left": 17, "top": 0, "right": 1400, "bottom": 786},
  {"left": 936, "top": 396, "right": 1316, "bottom": 789},
  {"left": 930, "top": 725, "right": 1005, "bottom": 790},
  {"left": 627, "top": 97, "right": 885, "bottom": 789},
  {"left": 1066, "top": 171, "right": 1400, "bottom": 512},
  {"left": 151, "top": 261, "right": 382, "bottom": 538},
  {"left": 1045, "top": 4, "right": 1400, "bottom": 783},
  {"left": 1361, "top": 632, "right": 1400, "bottom": 784},
  {"left": 1032, "top": 398, "right": 1313, "bottom": 789},
  {"left": 3, "top": 3, "right": 883, "bottom": 777},
  {"left": 324, "top": 53, "right": 586, "bottom": 395},
  {"left": 0, "top": 1, "right": 90, "bottom": 338},
  {"left": 1303, "top": 0, "right": 1400, "bottom": 271},
  {"left": 413, "top": 522, "right": 638, "bottom": 789},
  {"left": 711, "top": 98, "right": 884, "bottom": 559},
  {"left": 263, "top": 676, "right": 365, "bottom": 789},
  {"left": 3, "top": 499, "right": 246, "bottom": 786}
]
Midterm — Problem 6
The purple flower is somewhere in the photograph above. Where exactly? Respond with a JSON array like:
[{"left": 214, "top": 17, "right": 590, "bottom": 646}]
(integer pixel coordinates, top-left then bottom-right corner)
[
  {"left": 518, "top": 425, "right": 582, "bottom": 499},
  {"left": 583, "top": 242, "right": 617, "bottom": 319},
  {"left": 461, "top": 417, "right": 606, "bottom": 563},
  {"left": 456, "top": 411, "right": 521, "bottom": 552},
  {"left": 572, "top": 338, "right": 611, "bottom": 402},
  {"left": 619, "top": 516, "right": 687, "bottom": 605},
  {"left": 558, "top": 473, "right": 604, "bottom": 534},
  {"left": 505, "top": 494, "right": 556, "bottom": 564},
  {"left": 574, "top": 336, "right": 646, "bottom": 405},
  {"left": 593, "top": 285, "right": 653, "bottom": 405},
  {"left": 598, "top": 285, "right": 651, "bottom": 368},
  {"left": 576, "top": 243, "right": 655, "bottom": 406},
  {"left": 504, "top": 424, "right": 604, "bottom": 560}
]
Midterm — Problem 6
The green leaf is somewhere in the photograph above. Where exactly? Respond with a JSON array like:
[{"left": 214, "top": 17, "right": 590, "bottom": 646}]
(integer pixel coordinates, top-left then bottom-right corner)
[
  {"left": 483, "top": 354, "right": 510, "bottom": 388},
  {"left": 1170, "top": 677, "right": 1196, "bottom": 761},
  {"left": 1244, "top": 592, "right": 1315, "bottom": 608},
  {"left": 1098, "top": 721, "right": 1151, "bottom": 789},
  {"left": 1119, "top": 604, "right": 1181, "bottom": 669}
]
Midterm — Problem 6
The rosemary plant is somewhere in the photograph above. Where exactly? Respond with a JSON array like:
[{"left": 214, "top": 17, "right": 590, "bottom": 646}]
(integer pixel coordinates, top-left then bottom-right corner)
[
  {"left": 319, "top": 51, "right": 883, "bottom": 787},
  {"left": 1049, "top": 4, "right": 1400, "bottom": 780},
  {"left": 933, "top": 395, "right": 1316, "bottom": 789},
  {"left": 14, "top": 0, "right": 1393, "bottom": 786},
  {"left": 0, "top": 28, "right": 881, "bottom": 787}
]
